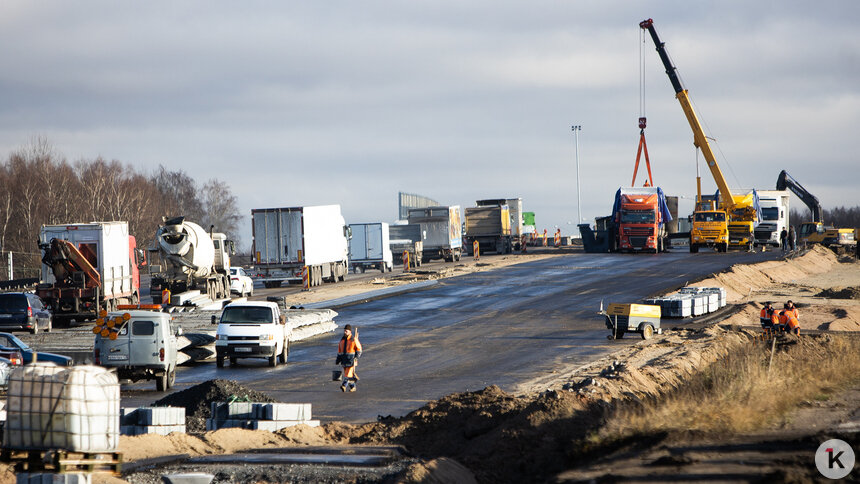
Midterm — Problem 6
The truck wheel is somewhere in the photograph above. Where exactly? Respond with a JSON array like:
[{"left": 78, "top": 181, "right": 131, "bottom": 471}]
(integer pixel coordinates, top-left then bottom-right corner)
[
  {"left": 167, "top": 366, "right": 176, "bottom": 389},
  {"left": 156, "top": 372, "right": 168, "bottom": 392},
  {"left": 268, "top": 354, "right": 277, "bottom": 367},
  {"left": 279, "top": 340, "right": 289, "bottom": 364},
  {"left": 690, "top": 243, "right": 699, "bottom": 253},
  {"left": 641, "top": 324, "right": 654, "bottom": 340},
  {"left": 230, "top": 357, "right": 237, "bottom": 366},
  {"left": 614, "top": 327, "right": 625, "bottom": 340},
  {"left": 216, "top": 355, "right": 224, "bottom": 368}
]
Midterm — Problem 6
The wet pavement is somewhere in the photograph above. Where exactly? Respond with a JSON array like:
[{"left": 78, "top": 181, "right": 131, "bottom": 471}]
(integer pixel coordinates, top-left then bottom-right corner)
[{"left": 123, "top": 248, "right": 782, "bottom": 424}]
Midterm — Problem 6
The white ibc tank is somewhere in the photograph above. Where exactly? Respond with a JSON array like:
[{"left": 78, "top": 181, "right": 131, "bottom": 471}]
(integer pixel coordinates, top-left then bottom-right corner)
[
  {"left": 158, "top": 219, "right": 215, "bottom": 279},
  {"left": 5, "top": 363, "right": 120, "bottom": 452}
]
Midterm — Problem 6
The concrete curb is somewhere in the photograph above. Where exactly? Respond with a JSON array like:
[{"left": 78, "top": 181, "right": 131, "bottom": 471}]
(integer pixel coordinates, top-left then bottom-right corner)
[{"left": 302, "top": 280, "right": 439, "bottom": 310}]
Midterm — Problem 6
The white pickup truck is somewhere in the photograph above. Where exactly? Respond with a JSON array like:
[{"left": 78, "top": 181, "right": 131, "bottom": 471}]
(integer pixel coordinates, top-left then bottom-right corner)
[{"left": 214, "top": 301, "right": 290, "bottom": 368}]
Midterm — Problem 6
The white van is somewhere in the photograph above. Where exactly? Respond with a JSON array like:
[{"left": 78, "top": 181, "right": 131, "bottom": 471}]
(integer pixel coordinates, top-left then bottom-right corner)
[{"left": 214, "top": 301, "right": 290, "bottom": 368}]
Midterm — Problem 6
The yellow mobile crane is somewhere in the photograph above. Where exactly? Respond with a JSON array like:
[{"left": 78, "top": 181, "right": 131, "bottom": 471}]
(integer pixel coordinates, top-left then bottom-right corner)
[{"left": 640, "top": 19, "right": 758, "bottom": 253}]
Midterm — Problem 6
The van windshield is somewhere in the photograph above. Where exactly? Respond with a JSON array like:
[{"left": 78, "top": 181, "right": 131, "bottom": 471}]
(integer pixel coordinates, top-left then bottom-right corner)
[{"left": 221, "top": 307, "right": 273, "bottom": 324}]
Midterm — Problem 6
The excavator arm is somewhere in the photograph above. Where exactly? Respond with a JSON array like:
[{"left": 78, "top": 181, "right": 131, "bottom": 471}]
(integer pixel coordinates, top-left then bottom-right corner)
[
  {"left": 775, "top": 170, "right": 823, "bottom": 223},
  {"left": 639, "top": 19, "right": 735, "bottom": 210}
]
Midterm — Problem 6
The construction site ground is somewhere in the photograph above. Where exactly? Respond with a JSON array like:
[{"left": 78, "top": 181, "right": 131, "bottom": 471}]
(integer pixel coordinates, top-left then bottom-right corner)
[{"left": 3, "top": 246, "right": 859, "bottom": 483}]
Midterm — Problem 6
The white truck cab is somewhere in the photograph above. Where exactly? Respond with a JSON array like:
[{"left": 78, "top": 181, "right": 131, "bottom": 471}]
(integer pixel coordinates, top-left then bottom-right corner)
[
  {"left": 94, "top": 307, "right": 179, "bottom": 391},
  {"left": 214, "top": 301, "right": 290, "bottom": 368}
]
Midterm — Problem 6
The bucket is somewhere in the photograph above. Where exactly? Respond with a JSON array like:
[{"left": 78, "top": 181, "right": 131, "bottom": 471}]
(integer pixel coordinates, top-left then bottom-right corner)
[{"left": 332, "top": 370, "right": 342, "bottom": 381}]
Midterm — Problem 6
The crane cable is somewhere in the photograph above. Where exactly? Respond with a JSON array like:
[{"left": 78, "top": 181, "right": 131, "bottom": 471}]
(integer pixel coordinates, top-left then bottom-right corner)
[{"left": 631, "top": 29, "right": 653, "bottom": 187}]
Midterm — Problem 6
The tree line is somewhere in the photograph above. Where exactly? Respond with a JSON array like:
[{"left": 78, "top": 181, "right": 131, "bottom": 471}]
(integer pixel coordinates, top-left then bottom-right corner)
[
  {"left": 0, "top": 138, "right": 241, "bottom": 279},
  {"left": 789, "top": 207, "right": 860, "bottom": 229}
]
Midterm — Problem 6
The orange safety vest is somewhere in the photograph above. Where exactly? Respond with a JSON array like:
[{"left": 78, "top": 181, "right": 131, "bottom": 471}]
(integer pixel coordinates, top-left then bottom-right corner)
[
  {"left": 787, "top": 316, "right": 800, "bottom": 330},
  {"left": 771, "top": 311, "right": 780, "bottom": 326},
  {"left": 778, "top": 310, "right": 789, "bottom": 326},
  {"left": 337, "top": 336, "right": 362, "bottom": 367},
  {"left": 790, "top": 307, "right": 800, "bottom": 319}
]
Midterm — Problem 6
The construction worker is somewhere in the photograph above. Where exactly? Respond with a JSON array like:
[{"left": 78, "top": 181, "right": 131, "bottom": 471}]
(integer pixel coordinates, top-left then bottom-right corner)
[
  {"left": 787, "top": 300, "right": 800, "bottom": 320},
  {"left": 336, "top": 324, "right": 362, "bottom": 392},
  {"left": 777, "top": 304, "right": 790, "bottom": 332},
  {"left": 786, "top": 313, "right": 800, "bottom": 335},
  {"left": 780, "top": 228, "right": 788, "bottom": 253},
  {"left": 759, "top": 302, "right": 775, "bottom": 329},
  {"left": 788, "top": 226, "right": 797, "bottom": 251}
]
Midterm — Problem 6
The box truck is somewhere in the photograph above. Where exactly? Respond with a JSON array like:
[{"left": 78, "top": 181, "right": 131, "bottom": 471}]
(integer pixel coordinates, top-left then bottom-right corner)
[
  {"left": 464, "top": 205, "right": 512, "bottom": 254},
  {"left": 348, "top": 223, "right": 393, "bottom": 273},
  {"left": 754, "top": 190, "right": 790, "bottom": 248},
  {"left": 407, "top": 206, "right": 462, "bottom": 262},
  {"left": 476, "top": 198, "right": 523, "bottom": 249},
  {"left": 251, "top": 205, "right": 350, "bottom": 288},
  {"left": 389, "top": 224, "right": 424, "bottom": 267},
  {"left": 37, "top": 222, "right": 142, "bottom": 325}
]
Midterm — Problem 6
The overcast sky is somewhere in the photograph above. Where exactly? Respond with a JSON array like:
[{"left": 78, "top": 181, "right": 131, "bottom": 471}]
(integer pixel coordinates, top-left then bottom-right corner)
[{"left": 1, "top": 1, "right": 858, "bottom": 248}]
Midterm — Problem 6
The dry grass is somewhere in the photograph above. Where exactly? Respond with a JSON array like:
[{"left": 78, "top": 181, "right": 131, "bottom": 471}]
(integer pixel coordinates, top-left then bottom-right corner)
[{"left": 602, "top": 334, "right": 860, "bottom": 436}]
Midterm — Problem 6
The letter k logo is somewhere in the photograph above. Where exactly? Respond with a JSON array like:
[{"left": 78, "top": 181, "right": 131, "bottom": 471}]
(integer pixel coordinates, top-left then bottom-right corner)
[{"left": 827, "top": 448, "right": 845, "bottom": 469}]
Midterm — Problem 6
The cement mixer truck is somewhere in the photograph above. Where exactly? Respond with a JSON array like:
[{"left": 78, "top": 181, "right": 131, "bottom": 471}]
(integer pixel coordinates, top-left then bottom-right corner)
[{"left": 149, "top": 216, "right": 232, "bottom": 305}]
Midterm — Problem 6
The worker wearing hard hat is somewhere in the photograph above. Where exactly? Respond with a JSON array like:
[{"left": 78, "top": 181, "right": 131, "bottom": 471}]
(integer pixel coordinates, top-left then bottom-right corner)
[{"left": 336, "top": 324, "right": 362, "bottom": 392}]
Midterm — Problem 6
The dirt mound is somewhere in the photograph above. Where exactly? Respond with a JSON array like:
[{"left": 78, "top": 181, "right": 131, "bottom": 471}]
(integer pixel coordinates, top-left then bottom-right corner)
[
  {"left": 816, "top": 286, "right": 860, "bottom": 299},
  {"left": 153, "top": 379, "right": 276, "bottom": 432}
]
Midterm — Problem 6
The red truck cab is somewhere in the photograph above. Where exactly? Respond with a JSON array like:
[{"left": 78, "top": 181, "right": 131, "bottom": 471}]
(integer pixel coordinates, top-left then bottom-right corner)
[{"left": 614, "top": 187, "right": 670, "bottom": 253}]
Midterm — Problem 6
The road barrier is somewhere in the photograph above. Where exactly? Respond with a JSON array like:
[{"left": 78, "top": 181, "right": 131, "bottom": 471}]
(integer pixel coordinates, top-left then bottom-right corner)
[
  {"left": 403, "top": 251, "right": 411, "bottom": 273},
  {"left": 302, "top": 266, "right": 309, "bottom": 291},
  {"left": 473, "top": 241, "right": 480, "bottom": 260}
]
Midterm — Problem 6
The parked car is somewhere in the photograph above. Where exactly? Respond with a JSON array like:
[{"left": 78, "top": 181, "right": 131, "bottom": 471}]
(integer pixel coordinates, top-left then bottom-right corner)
[
  {"left": 0, "top": 292, "right": 52, "bottom": 334},
  {"left": 0, "top": 346, "right": 23, "bottom": 367},
  {"left": 229, "top": 267, "right": 254, "bottom": 297},
  {"left": 0, "top": 332, "right": 73, "bottom": 366}
]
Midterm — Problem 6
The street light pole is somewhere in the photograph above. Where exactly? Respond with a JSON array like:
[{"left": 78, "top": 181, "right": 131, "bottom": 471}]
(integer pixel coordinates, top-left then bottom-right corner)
[{"left": 571, "top": 125, "right": 582, "bottom": 224}]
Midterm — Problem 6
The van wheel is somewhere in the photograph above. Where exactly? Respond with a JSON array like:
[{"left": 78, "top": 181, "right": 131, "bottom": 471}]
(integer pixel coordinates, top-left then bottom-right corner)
[
  {"left": 167, "top": 366, "right": 176, "bottom": 389},
  {"left": 641, "top": 324, "right": 654, "bottom": 340},
  {"left": 45, "top": 319, "right": 52, "bottom": 333},
  {"left": 30, "top": 324, "right": 38, "bottom": 335},
  {"left": 279, "top": 340, "right": 289, "bottom": 364},
  {"left": 216, "top": 356, "right": 224, "bottom": 368},
  {"left": 268, "top": 354, "right": 277, "bottom": 367},
  {"left": 156, "top": 372, "right": 168, "bottom": 392}
]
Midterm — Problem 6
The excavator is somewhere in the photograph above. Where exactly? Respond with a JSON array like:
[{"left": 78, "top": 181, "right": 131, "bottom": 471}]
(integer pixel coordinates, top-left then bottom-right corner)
[
  {"left": 776, "top": 170, "right": 856, "bottom": 252},
  {"left": 640, "top": 19, "right": 759, "bottom": 253}
]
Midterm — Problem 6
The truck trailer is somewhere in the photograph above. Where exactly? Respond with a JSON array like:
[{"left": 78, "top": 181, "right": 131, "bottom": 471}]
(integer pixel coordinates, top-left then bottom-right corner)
[
  {"left": 37, "top": 222, "right": 142, "bottom": 325},
  {"left": 348, "top": 222, "right": 393, "bottom": 273},
  {"left": 476, "top": 198, "right": 523, "bottom": 249},
  {"left": 252, "top": 205, "right": 350, "bottom": 287},
  {"left": 464, "top": 205, "right": 512, "bottom": 254},
  {"left": 406, "top": 206, "right": 462, "bottom": 262}
]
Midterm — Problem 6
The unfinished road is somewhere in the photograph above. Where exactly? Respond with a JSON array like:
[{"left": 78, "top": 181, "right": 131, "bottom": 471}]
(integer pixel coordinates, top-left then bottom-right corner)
[{"left": 124, "top": 249, "right": 782, "bottom": 423}]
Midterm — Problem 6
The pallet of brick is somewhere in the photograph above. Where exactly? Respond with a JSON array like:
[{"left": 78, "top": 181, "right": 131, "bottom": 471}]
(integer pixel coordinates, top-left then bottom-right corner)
[
  {"left": 690, "top": 294, "right": 708, "bottom": 316},
  {"left": 643, "top": 295, "right": 691, "bottom": 318}
]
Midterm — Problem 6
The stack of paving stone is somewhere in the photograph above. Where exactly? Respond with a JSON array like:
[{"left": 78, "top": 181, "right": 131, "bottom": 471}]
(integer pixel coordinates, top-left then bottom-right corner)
[
  {"left": 16, "top": 473, "right": 92, "bottom": 483},
  {"left": 205, "top": 402, "right": 319, "bottom": 431},
  {"left": 120, "top": 407, "right": 186, "bottom": 436}
]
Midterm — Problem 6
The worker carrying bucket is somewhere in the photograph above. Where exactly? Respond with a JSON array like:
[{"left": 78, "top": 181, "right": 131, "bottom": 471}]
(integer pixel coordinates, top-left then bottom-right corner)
[{"left": 335, "top": 324, "right": 362, "bottom": 392}]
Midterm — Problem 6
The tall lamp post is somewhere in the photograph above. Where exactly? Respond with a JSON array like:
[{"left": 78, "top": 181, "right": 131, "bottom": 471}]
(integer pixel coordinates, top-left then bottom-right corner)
[{"left": 571, "top": 125, "right": 582, "bottom": 224}]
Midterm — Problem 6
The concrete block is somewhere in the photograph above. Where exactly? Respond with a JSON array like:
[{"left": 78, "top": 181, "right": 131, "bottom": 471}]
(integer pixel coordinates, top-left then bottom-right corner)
[
  {"left": 161, "top": 473, "right": 214, "bottom": 484},
  {"left": 211, "top": 402, "right": 257, "bottom": 420},
  {"left": 261, "top": 403, "right": 312, "bottom": 421},
  {"left": 248, "top": 420, "right": 320, "bottom": 431},
  {"left": 139, "top": 407, "right": 185, "bottom": 426},
  {"left": 134, "top": 425, "right": 186, "bottom": 435},
  {"left": 17, "top": 473, "right": 92, "bottom": 484},
  {"left": 120, "top": 407, "right": 141, "bottom": 426},
  {"left": 206, "top": 418, "right": 251, "bottom": 431}
]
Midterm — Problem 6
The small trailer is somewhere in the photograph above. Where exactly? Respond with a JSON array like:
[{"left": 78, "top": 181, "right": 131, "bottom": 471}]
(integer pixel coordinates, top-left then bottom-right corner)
[
  {"left": 601, "top": 302, "right": 662, "bottom": 340},
  {"left": 348, "top": 222, "right": 393, "bottom": 273}
]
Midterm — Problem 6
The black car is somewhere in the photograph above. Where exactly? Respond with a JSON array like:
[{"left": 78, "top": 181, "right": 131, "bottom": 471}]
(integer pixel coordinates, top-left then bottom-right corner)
[
  {"left": 0, "top": 292, "right": 52, "bottom": 334},
  {"left": 0, "top": 332, "right": 72, "bottom": 366}
]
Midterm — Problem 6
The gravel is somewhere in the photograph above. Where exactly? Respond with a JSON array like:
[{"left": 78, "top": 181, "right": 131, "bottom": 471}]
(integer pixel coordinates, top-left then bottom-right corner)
[{"left": 153, "top": 379, "right": 277, "bottom": 433}]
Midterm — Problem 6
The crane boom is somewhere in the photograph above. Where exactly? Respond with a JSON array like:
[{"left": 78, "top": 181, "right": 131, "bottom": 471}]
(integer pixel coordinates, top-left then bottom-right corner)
[
  {"left": 639, "top": 19, "right": 734, "bottom": 210},
  {"left": 775, "top": 170, "right": 823, "bottom": 223}
]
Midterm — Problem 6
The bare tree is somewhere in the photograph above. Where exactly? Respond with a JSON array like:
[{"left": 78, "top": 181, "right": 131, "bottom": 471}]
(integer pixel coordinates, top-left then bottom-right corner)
[
  {"left": 152, "top": 166, "right": 205, "bottom": 222},
  {"left": 200, "top": 179, "right": 242, "bottom": 244}
]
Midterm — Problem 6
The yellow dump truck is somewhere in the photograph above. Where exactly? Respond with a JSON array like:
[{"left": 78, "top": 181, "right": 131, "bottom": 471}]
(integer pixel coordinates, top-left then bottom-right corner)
[{"left": 602, "top": 303, "right": 662, "bottom": 340}]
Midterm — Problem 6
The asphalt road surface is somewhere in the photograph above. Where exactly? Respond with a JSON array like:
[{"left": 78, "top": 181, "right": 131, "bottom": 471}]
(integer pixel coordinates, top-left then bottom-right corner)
[{"left": 124, "top": 249, "right": 781, "bottom": 423}]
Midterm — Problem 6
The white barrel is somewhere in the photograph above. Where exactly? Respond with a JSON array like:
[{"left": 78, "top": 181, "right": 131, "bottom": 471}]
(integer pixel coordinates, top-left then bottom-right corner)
[
  {"left": 158, "top": 220, "right": 215, "bottom": 279},
  {"left": 5, "top": 363, "right": 120, "bottom": 452}
]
